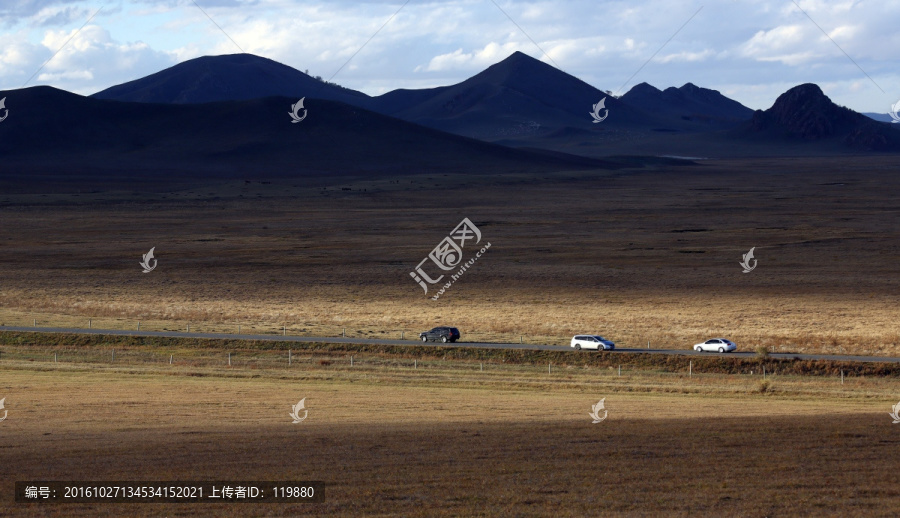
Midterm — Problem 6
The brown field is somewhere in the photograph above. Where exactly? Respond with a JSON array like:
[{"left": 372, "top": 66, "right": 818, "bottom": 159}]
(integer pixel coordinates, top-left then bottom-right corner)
[
  {"left": 2, "top": 156, "right": 900, "bottom": 355},
  {"left": 3, "top": 156, "right": 900, "bottom": 514},
  {"left": 2, "top": 351, "right": 900, "bottom": 517}
]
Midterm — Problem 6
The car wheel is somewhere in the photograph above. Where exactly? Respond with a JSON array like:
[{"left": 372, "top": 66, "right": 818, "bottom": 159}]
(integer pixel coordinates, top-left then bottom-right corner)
[
  {"left": 421, "top": 336, "right": 428, "bottom": 342},
  {"left": 441, "top": 336, "right": 448, "bottom": 343},
  {"left": 575, "top": 343, "right": 581, "bottom": 350},
  {"left": 718, "top": 347, "right": 725, "bottom": 353},
  {"left": 695, "top": 346, "right": 701, "bottom": 352}
]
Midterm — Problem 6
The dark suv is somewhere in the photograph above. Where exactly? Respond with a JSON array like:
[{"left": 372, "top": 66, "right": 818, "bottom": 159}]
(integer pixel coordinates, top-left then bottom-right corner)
[{"left": 419, "top": 326, "right": 460, "bottom": 343}]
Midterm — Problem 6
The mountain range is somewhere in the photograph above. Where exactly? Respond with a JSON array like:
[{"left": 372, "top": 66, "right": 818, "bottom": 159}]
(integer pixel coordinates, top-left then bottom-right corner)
[
  {"left": 89, "top": 52, "right": 899, "bottom": 155},
  {"left": 92, "top": 52, "right": 752, "bottom": 138},
  {"left": 0, "top": 85, "right": 610, "bottom": 187},
  {"left": 2, "top": 51, "right": 898, "bottom": 190},
  {"left": 620, "top": 82, "right": 754, "bottom": 126}
]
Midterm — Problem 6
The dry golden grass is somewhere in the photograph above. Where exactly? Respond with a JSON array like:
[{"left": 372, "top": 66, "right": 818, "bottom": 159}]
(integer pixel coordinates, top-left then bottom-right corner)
[
  {"left": 1, "top": 157, "right": 900, "bottom": 356},
  {"left": 2, "top": 355, "right": 900, "bottom": 516},
  {"left": 2, "top": 339, "right": 897, "bottom": 398}
]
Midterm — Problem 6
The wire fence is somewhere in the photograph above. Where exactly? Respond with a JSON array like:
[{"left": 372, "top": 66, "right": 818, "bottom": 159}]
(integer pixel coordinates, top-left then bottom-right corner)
[
  {"left": 3, "top": 345, "right": 893, "bottom": 402},
  {"left": 0, "top": 345, "right": 629, "bottom": 380},
  {"left": 0, "top": 344, "right": 882, "bottom": 383}
]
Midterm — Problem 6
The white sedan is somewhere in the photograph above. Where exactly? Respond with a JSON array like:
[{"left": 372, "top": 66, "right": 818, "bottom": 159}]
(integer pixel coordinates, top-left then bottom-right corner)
[
  {"left": 571, "top": 335, "right": 615, "bottom": 351},
  {"left": 693, "top": 338, "right": 736, "bottom": 353}
]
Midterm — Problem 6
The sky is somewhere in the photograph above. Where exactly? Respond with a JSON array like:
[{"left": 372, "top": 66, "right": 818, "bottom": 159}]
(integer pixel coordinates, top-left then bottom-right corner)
[{"left": 1, "top": 0, "right": 898, "bottom": 113}]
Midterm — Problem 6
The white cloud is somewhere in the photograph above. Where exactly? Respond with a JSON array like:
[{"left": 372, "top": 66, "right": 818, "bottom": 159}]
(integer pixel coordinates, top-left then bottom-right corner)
[
  {"left": 417, "top": 42, "right": 527, "bottom": 72},
  {"left": 655, "top": 49, "right": 715, "bottom": 64},
  {"left": 741, "top": 25, "right": 809, "bottom": 57},
  {"left": 37, "top": 69, "right": 93, "bottom": 81},
  {"left": 0, "top": 31, "right": 40, "bottom": 74},
  {"left": 21, "top": 24, "right": 173, "bottom": 94}
]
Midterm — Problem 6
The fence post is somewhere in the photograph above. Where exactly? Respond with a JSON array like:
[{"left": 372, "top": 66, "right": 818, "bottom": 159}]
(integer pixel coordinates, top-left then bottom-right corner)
[
  {"left": 55, "top": 352, "right": 57, "bottom": 363},
  {"left": 350, "top": 355, "right": 353, "bottom": 366},
  {"left": 548, "top": 362, "right": 551, "bottom": 374},
  {"left": 137, "top": 322, "right": 140, "bottom": 331},
  {"left": 618, "top": 365, "right": 621, "bottom": 376},
  {"left": 689, "top": 361, "right": 692, "bottom": 378},
  {"left": 401, "top": 331, "right": 404, "bottom": 340},
  {"left": 764, "top": 366, "right": 766, "bottom": 379},
  {"left": 228, "top": 352, "right": 231, "bottom": 366},
  {"left": 33, "top": 319, "right": 36, "bottom": 327},
  {"left": 89, "top": 319, "right": 91, "bottom": 329},
  {"left": 841, "top": 370, "right": 844, "bottom": 385},
  {"left": 647, "top": 341, "right": 650, "bottom": 349},
  {"left": 520, "top": 336, "right": 523, "bottom": 344},
  {"left": 187, "top": 324, "right": 190, "bottom": 333},
  {"left": 283, "top": 325, "right": 286, "bottom": 336},
  {"left": 414, "top": 359, "right": 417, "bottom": 369},
  {"left": 169, "top": 354, "right": 173, "bottom": 365},
  {"left": 481, "top": 362, "right": 483, "bottom": 372},
  {"left": 112, "top": 350, "right": 115, "bottom": 361},
  {"left": 289, "top": 350, "right": 292, "bottom": 365}
]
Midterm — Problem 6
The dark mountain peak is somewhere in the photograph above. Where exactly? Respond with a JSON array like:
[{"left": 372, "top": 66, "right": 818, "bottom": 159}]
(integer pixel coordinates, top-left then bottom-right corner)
[
  {"left": 2, "top": 84, "right": 74, "bottom": 101},
  {"left": 675, "top": 83, "right": 707, "bottom": 98},
  {"left": 783, "top": 82, "right": 824, "bottom": 97},
  {"left": 180, "top": 53, "right": 276, "bottom": 67},
  {"left": 751, "top": 83, "right": 856, "bottom": 139},
  {"left": 499, "top": 50, "right": 554, "bottom": 69},
  {"left": 661, "top": 86, "right": 682, "bottom": 99},
  {"left": 670, "top": 83, "right": 723, "bottom": 101},
  {"left": 374, "top": 49, "right": 652, "bottom": 137},
  {"left": 629, "top": 82, "right": 662, "bottom": 95},
  {"left": 92, "top": 53, "right": 370, "bottom": 105},
  {"left": 505, "top": 50, "right": 534, "bottom": 62},
  {"left": 476, "top": 51, "right": 566, "bottom": 86},
  {"left": 621, "top": 81, "right": 753, "bottom": 126},
  {"left": 769, "top": 83, "right": 829, "bottom": 114},
  {"left": 746, "top": 83, "right": 900, "bottom": 150}
]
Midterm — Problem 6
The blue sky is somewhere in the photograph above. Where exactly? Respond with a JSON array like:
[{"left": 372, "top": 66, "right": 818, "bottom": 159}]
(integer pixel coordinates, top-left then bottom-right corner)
[{"left": 1, "top": 0, "right": 898, "bottom": 113}]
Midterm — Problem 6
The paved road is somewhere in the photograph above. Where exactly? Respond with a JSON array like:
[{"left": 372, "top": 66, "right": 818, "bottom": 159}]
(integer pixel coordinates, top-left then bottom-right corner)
[{"left": 2, "top": 326, "right": 899, "bottom": 363}]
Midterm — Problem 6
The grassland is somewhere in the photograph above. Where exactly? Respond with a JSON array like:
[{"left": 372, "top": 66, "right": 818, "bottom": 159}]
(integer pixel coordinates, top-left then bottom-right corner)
[
  {"left": 2, "top": 337, "right": 900, "bottom": 517},
  {"left": 3, "top": 155, "right": 900, "bottom": 515},
  {"left": 1, "top": 157, "right": 899, "bottom": 356}
]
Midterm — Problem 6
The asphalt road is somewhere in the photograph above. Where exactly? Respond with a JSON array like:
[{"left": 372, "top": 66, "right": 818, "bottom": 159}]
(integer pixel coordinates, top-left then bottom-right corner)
[{"left": 2, "top": 326, "right": 899, "bottom": 363}]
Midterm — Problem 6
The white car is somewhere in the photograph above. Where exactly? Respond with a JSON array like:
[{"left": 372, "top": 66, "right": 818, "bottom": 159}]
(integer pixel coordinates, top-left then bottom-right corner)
[
  {"left": 571, "top": 335, "right": 615, "bottom": 351},
  {"left": 693, "top": 338, "right": 736, "bottom": 353}
]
